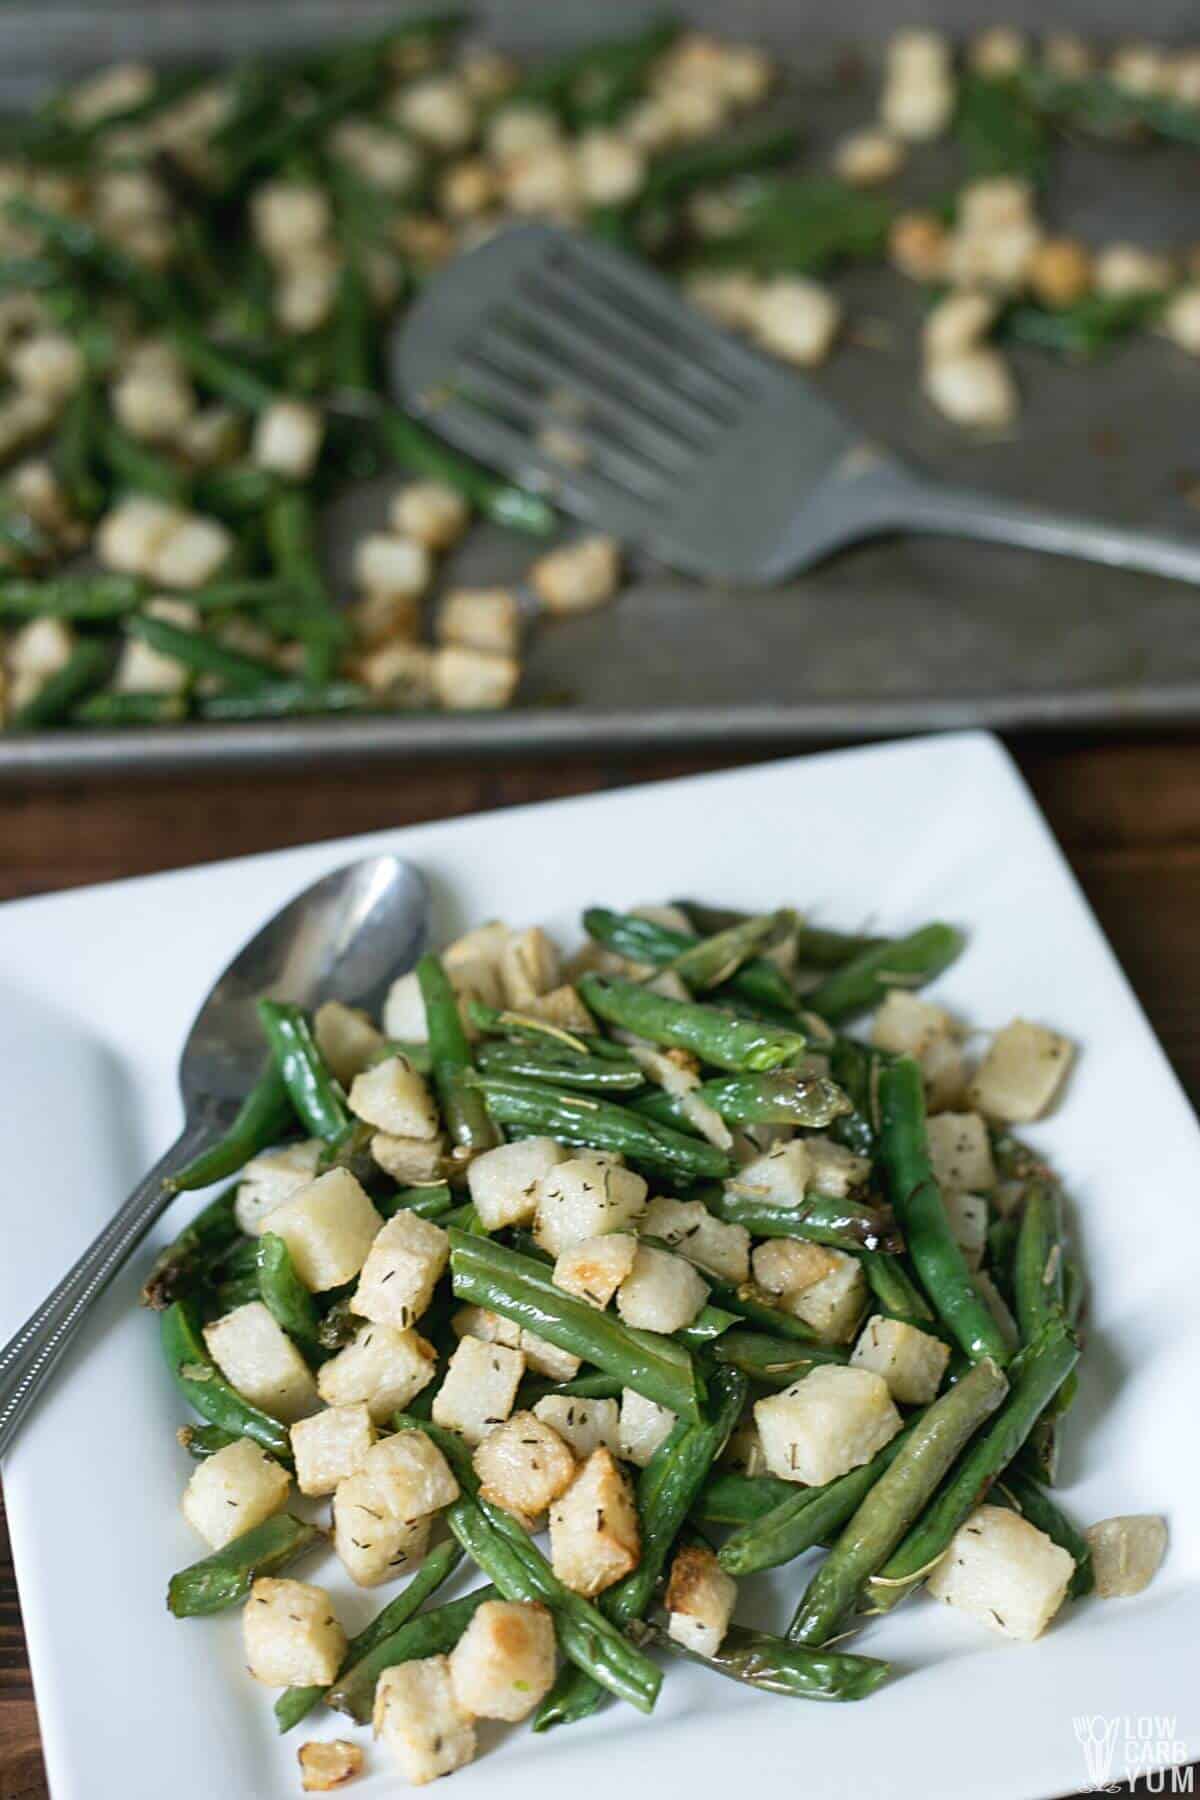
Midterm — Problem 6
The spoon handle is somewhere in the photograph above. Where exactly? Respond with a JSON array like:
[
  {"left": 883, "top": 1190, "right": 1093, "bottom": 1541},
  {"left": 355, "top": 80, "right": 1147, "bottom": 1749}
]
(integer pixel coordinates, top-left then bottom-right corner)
[{"left": 0, "top": 1112, "right": 216, "bottom": 1462}]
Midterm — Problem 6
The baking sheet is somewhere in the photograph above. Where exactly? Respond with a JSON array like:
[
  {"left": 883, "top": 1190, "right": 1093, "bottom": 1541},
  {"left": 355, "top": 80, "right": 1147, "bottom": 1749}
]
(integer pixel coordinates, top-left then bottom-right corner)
[{"left": 1, "top": 0, "right": 1199, "bottom": 780}]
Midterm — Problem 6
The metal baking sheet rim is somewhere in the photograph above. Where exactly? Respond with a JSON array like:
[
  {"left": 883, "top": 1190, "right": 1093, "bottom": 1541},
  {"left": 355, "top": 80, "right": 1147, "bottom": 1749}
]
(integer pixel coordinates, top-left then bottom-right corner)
[{"left": 1, "top": 683, "right": 1195, "bottom": 782}]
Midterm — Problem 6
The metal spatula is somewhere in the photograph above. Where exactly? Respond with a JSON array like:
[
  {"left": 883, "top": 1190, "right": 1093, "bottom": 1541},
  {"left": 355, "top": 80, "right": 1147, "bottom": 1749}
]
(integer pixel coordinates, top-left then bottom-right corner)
[{"left": 393, "top": 221, "right": 1200, "bottom": 588}]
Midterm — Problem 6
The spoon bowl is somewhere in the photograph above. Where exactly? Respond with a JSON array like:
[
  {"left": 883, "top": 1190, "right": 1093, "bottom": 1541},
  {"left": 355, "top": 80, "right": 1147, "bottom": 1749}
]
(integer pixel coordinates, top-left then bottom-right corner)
[{"left": 183, "top": 853, "right": 429, "bottom": 1105}]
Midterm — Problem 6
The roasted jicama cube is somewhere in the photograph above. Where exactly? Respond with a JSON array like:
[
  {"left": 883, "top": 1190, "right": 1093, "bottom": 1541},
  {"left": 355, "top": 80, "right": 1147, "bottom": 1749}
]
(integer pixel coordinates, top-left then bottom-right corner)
[
  {"left": 290, "top": 1403, "right": 376, "bottom": 1498},
  {"left": 801, "top": 1138, "right": 871, "bottom": 1201},
  {"left": 351, "top": 1210, "right": 449, "bottom": 1329},
  {"left": 752, "top": 1240, "right": 867, "bottom": 1342},
  {"left": 926, "top": 1112, "right": 996, "bottom": 1194},
  {"left": 926, "top": 1504, "right": 1074, "bottom": 1640},
  {"left": 297, "top": 1739, "right": 363, "bottom": 1792},
  {"left": 532, "top": 1395, "right": 620, "bottom": 1460},
  {"left": 449, "top": 1600, "right": 557, "bottom": 1720},
  {"left": 364, "top": 1429, "right": 460, "bottom": 1519},
  {"left": 374, "top": 1657, "right": 476, "bottom": 1785},
  {"left": 451, "top": 1305, "right": 580, "bottom": 1382},
  {"left": 850, "top": 1314, "right": 950, "bottom": 1405},
  {"left": 533, "top": 1159, "right": 648, "bottom": 1256},
  {"left": 347, "top": 1055, "right": 439, "bottom": 1140},
  {"left": 498, "top": 926, "right": 561, "bottom": 1008},
  {"left": 968, "top": 1020, "right": 1075, "bottom": 1123},
  {"left": 432, "top": 1336, "right": 524, "bottom": 1444},
  {"left": 382, "top": 970, "right": 427, "bottom": 1042},
  {"left": 370, "top": 1132, "right": 448, "bottom": 1187},
  {"left": 548, "top": 1448, "right": 640, "bottom": 1596},
  {"left": 467, "top": 1137, "right": 568, "bottom": 1231},
  {"left": 244, "top": 1579, "right": 347, "bottom": 1686},
  {"left": 182, "top": 1438, "right": 290, "bottom": 1548},
  {"left": 665, "top": 1544, "right": 737, "bottom": 1656},
  {"left": 203, "top": 1301, "right": 318, "bottom": 1423},
  {"left": 317, "top": 1323, "right": 437, "bottom": 1422},
  {"left": 333, "top": 1472, "right": 432, "bottom": 1587},
  {"left": 618, "top": 1389, "right": 677, "bottom": 1466},
  {"left": 641, "top": 1195, "right": 750, "bottom": 1283},
  {"left": 313, "top": 1001, "right": 384, "bottom": 1088},
  {"left": 553, "top": 1233, "right": 638, "bottom": 1308},
  {"left": 1084, "top": 1515, "right": 1168, "bottom": 1597},
  {"left": 234, "top": 1140, "right": 322, "bottom": 1236},
  {"left": 473, "top": 1410, "right": 577, "bottom": 1518},
  {"left": 728, "top": 1140, "right": 811, "bottom": 1207},
  {"left": 266, "top": 1170, "right": 383, "bottom": 1291},
  {"left": 755, "top": 1365, "right": 901, "bottom": 1486},
  {"left": 615, "top": 1243, "right": 709, "bottom": 1333},
  {"left": 943, "top": 1190, "right": 988, "bottom": 1270}
]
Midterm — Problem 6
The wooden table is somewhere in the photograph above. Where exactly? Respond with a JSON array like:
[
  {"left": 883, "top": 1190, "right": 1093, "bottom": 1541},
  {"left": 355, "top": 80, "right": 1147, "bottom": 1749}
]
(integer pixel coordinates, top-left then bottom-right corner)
[{"left": 2, "top": 732, "right": 1197, "bottom": 1800}]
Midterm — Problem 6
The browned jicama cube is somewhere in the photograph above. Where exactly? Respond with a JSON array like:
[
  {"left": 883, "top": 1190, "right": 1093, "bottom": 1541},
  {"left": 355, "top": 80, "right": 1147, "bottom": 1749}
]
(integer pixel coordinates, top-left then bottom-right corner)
[
  {"left": 182, "top": 1438, "right": 290, "bottom": 1548},
  {"left": 374, "top": 1656, "right": 476, "bottom": 1784},
  {"left": 666, "top": 1544, "right": 737, "bottom": 1656},
  {"left": 547, "top": 1448, "right": 640, "bottom": 1597},
  {"left": 754, "top": 1365, "right": 902, "bottom": 1486},
  {"left": 316, "top": 1323, "right": 437, "bottom": 1422},
  {"left": 203, "top": 1301, "right": 318, "bottom": 1423},
  {"left": 244, "top": 1580, "right": 347, "bottom": 1687},
  {"left": 472, "top": 1410, "right": 577, "bottom": 1518},
  {"left": 351, "top": 1211, "right": 449, "bottom": 1330},
  {"left": 449, "top": 1600, "right": 557, "bottom": 1720},
  {"left": 290, "top": 1404, "right": 376, "bottom": 1498},
  {"left": 297, "top": 1740, "right": 363, "bottom": 1791},
  {"left": 431, "top": 1336, "right": 524, "bottom": 1444},
  {"left": 265, "top": 1170, "right": 383, "bottom": 1291}
]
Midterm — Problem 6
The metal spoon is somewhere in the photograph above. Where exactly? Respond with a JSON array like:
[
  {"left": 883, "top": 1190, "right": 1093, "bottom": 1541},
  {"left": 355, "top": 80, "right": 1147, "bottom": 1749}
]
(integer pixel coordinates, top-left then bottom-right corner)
[{"left": 0, "top": 851, "right": 429, "bottom": 1460}]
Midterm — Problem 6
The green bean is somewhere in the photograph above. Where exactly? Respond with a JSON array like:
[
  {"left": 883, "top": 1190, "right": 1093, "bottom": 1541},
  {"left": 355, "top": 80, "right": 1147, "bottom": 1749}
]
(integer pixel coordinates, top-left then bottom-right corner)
[
  {"left": 631, "top": 1070, "right": 850, "bottom": 1131},
  {"left": 177, "top": 1422, "right": 240, "bottom": 1461},
  {"left": 1013, "top": 1180, "right": 1067, "bottom": 1343},
  {"left": 125, "top": 615, "right": 274, "bottom": 694},
  {"left": 375, "top": 405, "right": 555, "bottom": 536},
  {"left": 956, "top": 71, "right": 1049, "bottom": 183},
  {"left": 518, "top": 1370, "right": 625, "bottom": 1410},
  {"left": 224, "top": 65, "right": 384, "bottom": 186},
  {"left": 98, "top": 418, "right": 194, "bottom": 504},
  {"left": 257, "top": 1000, "right": 353, "bottom": 1146},
  {"left": 706, "top": 1186, "right": 903, "bottom": 1255},
  {"left": 198, "top": 680, "right": 373, "bottom": 721},
  {"left": 692, "top": 1272, "right": 822, "bottom": 1343},
  {"left": 465, "top": 999, "right": 622, "bottom": 1058},
  {"left": 475, "top": 1039, "right": 645, "bottom": 1092},
  {"left": 858, "top": 1248, "right": 937, "bottom": 1327},
  {"left": 161, "top": 1301, "right": 294, "bottom": 1462},
  {"left": 805, "top": 924, "right": 965, "bottom": 1023},
  {"left": 534, "top": 1365, "right": 745, "bottom": 1731},
  {"left": 665, "top": 909, "right": 795, "bottom": 991},
  {"left": 582, "top": 907, "right": 796, "bottom": 1018},
  {"left": 641, "top": 126, "right": 801, "bottom": 213},
  {"left": 417, "top": 953, "right": 498, "bottom": 1161},
  {"left": 8, "top": 638, "right": 112, "bottom": 728},
  {"left": 1017, "top": 61, "right": 1200, "bottom": 149},
  {"left": 257, "top": 1233, "right": 324, "bottom": 1365},
  {"left": 690, "top": 1469, "right": 797, "bottom": 1527},
  {"left": 677, "top": 903, "right": 886, "bottom": 971},
  {"left": 578, "top": 973, "right": 805, "bottom": 1072},
  {"left": 879, "top": 1058, "right": 1011, "bottom": 1365},
  {"left": 141, "top": 1186, "right": 241, "bottom": 1309},
  {"left": 826, "top": 1035, "right": 888, "bottom": 1157},
  {"left": 642, "top": 1620, "right": 891, "bottom": 1702},
  {"left": 377, "top": 1183, "right": 454, "bottom": 1222},
  {"left": 468, "top": 1072, "right": 733, "bottom": 1180},
  {"left": 998, "top": 1467, "right": 1094, "bottom": 1599},
  {"left": 448, "top": 1230, "right": 706, "bottom": 1420},
  {"left": 788, "top": 1355, "right": 1009, "bottom": 1644},
  {"left": 719, "top": 1418, "right": 923, "bottom": 1576},
  {"left": 392, "top": 1416, "right": 662, "bottom": 1714},
  {"left": 167, "top": 1513, "right": 321, "bottom": 1617},
  {"left": 264, "top": 488, "right": 345, "bottom": 685},
  {"left": 867, "top": 1323, "right": 1079, "bottom": 1610},
  {"left": 275, "top": 1538, "right": 464, "bottom": 1733},
  {"left": 510, "top": 20, "right": 678, "bottom": 123},
  {"left": 167, "top": 1063, "right": 295, "bottom": 1192},
  {"left": 709, "top": 1328, "right": 848, "bottom": 1387},
  {"left": 328, "top": 1586, "right": 497, "bottom": 1726},
  {"left": 1002, "top": 290, "right": 1162, "bottom": 358},
  {"left": 73, "top": 690, "right": 188, "bottom": 727}
]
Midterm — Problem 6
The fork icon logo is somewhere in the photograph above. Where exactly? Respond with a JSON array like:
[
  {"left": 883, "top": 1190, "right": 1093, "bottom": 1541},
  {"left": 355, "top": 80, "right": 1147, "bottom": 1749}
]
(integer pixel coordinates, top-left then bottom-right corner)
[{"left": 1074, "top": 1716, "right": 1123, "bottom": 1792}]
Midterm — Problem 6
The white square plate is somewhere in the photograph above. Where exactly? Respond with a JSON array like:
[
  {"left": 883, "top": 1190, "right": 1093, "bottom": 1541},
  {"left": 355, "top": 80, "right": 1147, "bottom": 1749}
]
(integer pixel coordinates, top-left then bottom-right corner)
[{"left": 2, "top": 731, "right": 1196, "bottom": 1800}]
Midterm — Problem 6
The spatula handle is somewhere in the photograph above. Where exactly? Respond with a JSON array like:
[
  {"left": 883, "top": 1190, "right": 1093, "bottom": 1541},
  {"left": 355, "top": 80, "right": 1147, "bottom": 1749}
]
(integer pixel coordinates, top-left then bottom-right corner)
[{"left": 898, "top": 479, "right": 1200, "bottom": 587}]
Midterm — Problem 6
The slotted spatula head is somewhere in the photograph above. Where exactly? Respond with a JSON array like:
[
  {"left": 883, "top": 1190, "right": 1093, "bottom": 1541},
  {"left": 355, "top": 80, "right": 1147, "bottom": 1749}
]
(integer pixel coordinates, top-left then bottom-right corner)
[{"left": 393, "top": 221, "right": 903, "bottom": 585}]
